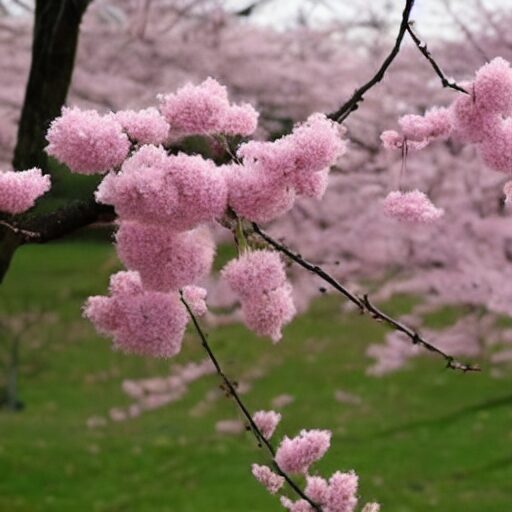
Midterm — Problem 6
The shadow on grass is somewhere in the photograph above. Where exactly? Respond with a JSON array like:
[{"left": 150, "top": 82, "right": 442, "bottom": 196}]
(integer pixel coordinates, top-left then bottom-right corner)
[
  {"left": 362, "top": 392, "right": 512, "bottom": 440},
  {"left": 450, "top": 454, "right": 512, "bottom": 479}
]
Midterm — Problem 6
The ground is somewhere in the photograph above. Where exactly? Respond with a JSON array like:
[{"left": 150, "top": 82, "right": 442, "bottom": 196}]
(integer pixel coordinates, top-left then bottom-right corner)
[{"left": 0, "top": 234, "right": 511, "bottom": 512}]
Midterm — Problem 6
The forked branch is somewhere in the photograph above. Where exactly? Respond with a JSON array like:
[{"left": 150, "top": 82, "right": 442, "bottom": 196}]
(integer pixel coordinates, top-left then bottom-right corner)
[{"left": 252, "top": 223, "right": 480, "bottom": 373}]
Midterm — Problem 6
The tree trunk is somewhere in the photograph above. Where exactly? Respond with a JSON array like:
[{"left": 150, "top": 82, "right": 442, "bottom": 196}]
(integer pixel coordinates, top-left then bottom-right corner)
[
  {"left": 0, "top": 226, "right": 22, "bottom": 285},
  {"left": 12, "top": 0, "right": 91, "bottom": 172}
]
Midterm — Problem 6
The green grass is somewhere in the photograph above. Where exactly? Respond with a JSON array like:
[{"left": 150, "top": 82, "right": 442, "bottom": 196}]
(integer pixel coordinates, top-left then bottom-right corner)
[{"left": 1, "top": 238, "right": 511, "bottom": 511}]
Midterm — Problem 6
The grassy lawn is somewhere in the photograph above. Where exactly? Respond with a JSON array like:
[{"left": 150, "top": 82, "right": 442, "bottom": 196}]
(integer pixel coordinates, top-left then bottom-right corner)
[{"left": 0, "top": 236, "right": 511, "bottom": 512}]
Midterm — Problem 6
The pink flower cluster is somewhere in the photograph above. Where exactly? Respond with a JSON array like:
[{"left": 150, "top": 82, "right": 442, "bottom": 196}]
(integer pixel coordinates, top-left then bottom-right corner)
[
  {"left": 452, "top": 59, "right": 512, "bottom": 144},
  {"left": 251, "top": 464, "right": 285, "bottom": 494},
  {"left": 251, "top": 416, "right": 371, "bottom": 512},
  {"left": 280, "top": 471, "right": 358, "bottom": 512},
  {"left": 115, "top": 107, "right": 169, "bottom": 145},
  {"left": 181, "top": 285, "right": 208, "bottom": 316},
  {"left": 275, "top": 429, "right": 331, "bottom": 474},
  {"left": 228, "top": 114, "right": 346, "bottom": 222},
  {"left": 381, "top": 58, "right": 512, "bottom": 218},
  {"left": 159, "top": 77, "right": 258, "bottom": 136},
  {"left": 96, "top": 145, "right": 227, "bottom": 229},
  {"left": 83, "top": 271, "right": 189, "bottom": 358},
  {"left": 85, "top": 146, "right": 217, "bottom": 355},
  {"left": 222, "top": 250, "right": 296, "bottom": 341},
  {"left": 383, "top": 58, "right": 512, "bottom": 182},
  {"left": 115, "top": 222, "right": 215, "bottom": 292},
  {"left": 381, "top": 108, "right": 452, "bottom": 151},
  {"left": 82, "top": 142, "right": 225, "bottom": 356},
  {"left": 451, "top": 58, "right": 512, "bottom": 173},
  {"left": 0, "top": 168, "right": 51, "bottom": 214},
  {"left": 253, "top": 409, "right": 281, "bottom": 439},
  {"left": 46, "top": 107, "right": 130, "bottom": 174},
  {"left": 47, "top": 79, "right": 345, "bottom": 353},
  {"left": 383, "top": 190, "right": 444, "bottom": 224}
]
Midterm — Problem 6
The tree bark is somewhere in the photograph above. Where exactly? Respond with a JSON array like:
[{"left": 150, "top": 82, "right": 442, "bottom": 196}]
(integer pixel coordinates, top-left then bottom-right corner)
[
  {"left": 12, "top": 0, "right": 92, "bottom": 172},
  {"left": 0, "top": 226, "right": 22, "bottom": 285}
]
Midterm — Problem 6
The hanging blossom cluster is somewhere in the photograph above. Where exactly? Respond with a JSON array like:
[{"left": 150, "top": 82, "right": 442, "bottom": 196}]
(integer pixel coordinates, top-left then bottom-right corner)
[
  {"left": 0, "top": 167, "right": 51, "bottom": 215},
  {"left": 84, "top": 270, "right": 191, "bottom": 358},
  {"left": 44, "top": 77, "right": 345, "bottom": 355},
  {"left": 381, "top": 57, "right": 512, "bottom": 223},
  {"left": 221, "top": 250, "right": 296, "bottom": 342},
  {"left": 382, "top": 190, "right": 444, "bottom": 224},
  {"left": 250, "top": 410, "right": 379, "bottom": 512}
]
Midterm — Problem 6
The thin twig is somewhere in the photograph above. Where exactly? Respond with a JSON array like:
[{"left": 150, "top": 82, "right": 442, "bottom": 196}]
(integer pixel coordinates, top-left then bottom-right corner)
[
  {"left": 406, "top": 22, "right": 468, "bottom": 94},
  {"left": 328, "top": 0, "right": 416, "bottom": 123},
  {"left": 252, "top": 223, "right": 480, "bottom": 373},
  {"left": 180, "top": 294, "right": 322, "bottom": 511},
  {"left": 0, "top": 220, "right": 40, "bottom": 241},
  {"left": 252, "top": 224, "right": 364, "bottom": 310}
]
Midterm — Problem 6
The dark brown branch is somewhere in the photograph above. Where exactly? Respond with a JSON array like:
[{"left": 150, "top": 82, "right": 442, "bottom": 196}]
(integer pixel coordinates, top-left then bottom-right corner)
[
  {"left": 0, "top": 198, "right": 113, "bottom": 283},
  {"left": 0, "top": 220, "right": 39, "bottom": 241},
  {"left": 234, "top": 0, "right": 271, "bottom": 17},
  {"left": 180, "top": 294, "right": 322, "bottom": 511},
  {"left": 18, "top": 199, "right": 114, "bottom": 244},
  {"left": 0, "top": 226, "right": 23, "bottom": 284},
  {"left": 406, "top": 22, "right": 468, "bottom": 94},
  {"left": 252, "top": 224, "right": 364, "bottom": 310},
  {"left": 252, "top": 223, "right": 480, "bottom": 373},
  {"left": 327, "top": 0, "right": 415, "bottom": 123}
]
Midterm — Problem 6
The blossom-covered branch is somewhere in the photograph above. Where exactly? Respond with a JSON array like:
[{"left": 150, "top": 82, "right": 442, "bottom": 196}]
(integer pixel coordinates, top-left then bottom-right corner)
[
  {"left": 180, "top": 294, "right": 323, "bottom": 512},
  {"left": 252, "top": 223, "right": 480, "bottom": 373},
  {"left": 328, "top": 0, "right": 415, "bottom": 122}
]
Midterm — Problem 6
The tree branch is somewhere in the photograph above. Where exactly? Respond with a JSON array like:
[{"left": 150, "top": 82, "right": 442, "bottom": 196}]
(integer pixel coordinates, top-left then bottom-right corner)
[
  {"left": 252, "top": 223, "right": 480, "bottom": 373},
  {"left": 180, "top": 294, "right": 322, "bottom": 511},
  {"left": 406, "top": 22, "right": 468, "bottom": 94},
  {"left": 0, "top": 220, "right": 39, "bottom": 241},
  {"left": 327, "top": 0, "right": 416, "bottom": 123},
  {"left": 0, "top": 225, "right": 23, "bottom": 284},
  {"left": 23, "top": 200, "right": 114, "bottom": 244}
]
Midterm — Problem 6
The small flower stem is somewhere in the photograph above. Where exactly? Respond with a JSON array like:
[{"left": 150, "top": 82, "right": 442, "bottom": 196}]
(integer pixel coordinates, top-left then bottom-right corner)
[{"left": 235, "top": 216, "right": 249, "bottom": 254}]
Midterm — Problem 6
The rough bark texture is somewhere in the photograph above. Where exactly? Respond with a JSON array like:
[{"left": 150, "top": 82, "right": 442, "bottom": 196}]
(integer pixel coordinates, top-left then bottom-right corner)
[{"left": 12, "top": 0, "right": 91, "bottom": 172}]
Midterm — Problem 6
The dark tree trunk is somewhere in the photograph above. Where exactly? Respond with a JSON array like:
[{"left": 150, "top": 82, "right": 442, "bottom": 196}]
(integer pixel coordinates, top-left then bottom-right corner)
[
  {"left": 12, "top": 0, "right": 91, "bottom": 172},
  {"left": 0, "top": 225, "right": 22, "bottom": 285}
]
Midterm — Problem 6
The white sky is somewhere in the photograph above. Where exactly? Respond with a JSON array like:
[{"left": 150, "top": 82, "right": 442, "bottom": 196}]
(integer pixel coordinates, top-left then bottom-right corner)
[
  {"left": 3, "top": 0, "right": 511, "bottom": 41},
  {"left": 224, "top": 0, "right": 510, "bottom": 39}
]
